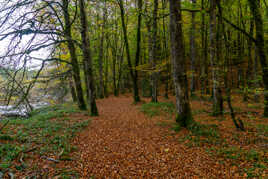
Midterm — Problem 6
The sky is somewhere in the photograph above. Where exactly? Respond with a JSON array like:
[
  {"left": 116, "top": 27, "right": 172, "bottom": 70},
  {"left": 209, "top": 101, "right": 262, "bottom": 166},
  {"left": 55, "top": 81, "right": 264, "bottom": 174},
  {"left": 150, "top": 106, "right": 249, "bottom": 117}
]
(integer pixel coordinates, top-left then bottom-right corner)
[{"left": 0, "top": 0, "right": 52, "bottom": 69}]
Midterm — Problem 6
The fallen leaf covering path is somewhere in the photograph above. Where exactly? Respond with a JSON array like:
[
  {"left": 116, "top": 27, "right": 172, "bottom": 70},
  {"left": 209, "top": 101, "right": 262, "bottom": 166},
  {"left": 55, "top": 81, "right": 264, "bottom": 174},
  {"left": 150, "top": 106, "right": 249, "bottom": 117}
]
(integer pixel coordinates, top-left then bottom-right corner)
[{"left": 70, "top": 96, "right": 231, "bottom": 178}]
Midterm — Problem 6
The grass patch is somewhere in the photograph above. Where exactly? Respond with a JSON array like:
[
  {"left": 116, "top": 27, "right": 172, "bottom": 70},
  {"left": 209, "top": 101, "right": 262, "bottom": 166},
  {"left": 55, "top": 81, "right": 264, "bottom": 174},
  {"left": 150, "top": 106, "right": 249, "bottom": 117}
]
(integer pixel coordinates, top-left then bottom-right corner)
[
  {"left": 192, "top": 109, "right": 208, "bottom": 115},
  {"left": 208, "top": 146, "right": 268, "bottom": 178},
  {"left": 53, "top": 168, "right": 80, "bottom": 178},
  {"left": 0, "top": 103, "right": 91, "bottom": 174},
  {"left": 0, "top": 144, "right": 22, "bottom": 169},
  {"left": 257, "top": 124, "right": 268, "bottom": 137},
  {"left": 140, "top": 102, "right": 175, "bottom": 117},
  {"left": 247, "top": 103, "right": 263, "bottom": 109},
  {"left": 189, "top": 124, "right": 219, "bottom": 138},
  {"left": 215, "top": 146, "right": 242, "bottom": 160},
  {"left": 178, "top": 123, "right": 221, "bottom": 147}
]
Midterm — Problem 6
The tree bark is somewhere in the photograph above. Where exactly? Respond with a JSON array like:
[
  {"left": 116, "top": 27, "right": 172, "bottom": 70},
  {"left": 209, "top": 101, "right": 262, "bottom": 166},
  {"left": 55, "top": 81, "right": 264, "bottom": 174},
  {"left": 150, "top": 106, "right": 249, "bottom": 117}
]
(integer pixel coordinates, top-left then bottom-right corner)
[
  {"left": 253, "top": 46, "right": 260, "bottom": 102},
  {"left": 190, "top": 0, "right": 196, "bottom": 97},
  {"left": 244, "top": 18, "right": 254, "bottom": 102},
  {"left": 98, "top": 2, "right": 107, "bottom": 99},
  {"left": 118, "top": 0, "right": 140, "bottom": 102},
  {"left": 217, "top": 1, "right": 245, "bottom": 131},
  {"left": 62, "top": 0, "right": 87, "bottom": 110},
  {"left": 134, "top": 0, "right": 143, "bottom": 102},
  {"left": 69, "top": 77, "right": 77, "bottom": 103},
  {"left": 151, "top": 0, "right": 159, "bottom": 103},
  {"left": 200, "top": 0, "right": 209, "bottom": 95},
  {"left": 248, "top": 0, "right": 268, "bottom": 117},
  {"left": 169, "top": 0, "right": 194, "bottom": 128},
  {"left": 79, "top": 0, "right": 98, "bottom": 116},
  {"left": 209, "top": 0, "right": 223, "bottom": 116},
  {"left": 162, "top": 5, "right": 169, "bottom": 99}
]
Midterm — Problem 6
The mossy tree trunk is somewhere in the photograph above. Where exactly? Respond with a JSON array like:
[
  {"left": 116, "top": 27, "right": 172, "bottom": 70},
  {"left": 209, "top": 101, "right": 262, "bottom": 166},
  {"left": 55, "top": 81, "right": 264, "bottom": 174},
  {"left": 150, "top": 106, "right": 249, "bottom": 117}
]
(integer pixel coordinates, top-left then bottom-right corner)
[
  {"left": 248, "top": 0, "right": 268, "bottom": 117},
  {"left": 209, "top": 0, "right": 223, "bottom": 116},
  {"left": 79, "top": 0, "right": 98, "bottom": 116},
  {"left": 69, "top": 77, "right": 77, "bottom": 103},
  {"left": 169, "top": 0, "right": 194, "bottom": 128},
  {"left": 62, "top": 0, "right": 87, "bottom": 110}
]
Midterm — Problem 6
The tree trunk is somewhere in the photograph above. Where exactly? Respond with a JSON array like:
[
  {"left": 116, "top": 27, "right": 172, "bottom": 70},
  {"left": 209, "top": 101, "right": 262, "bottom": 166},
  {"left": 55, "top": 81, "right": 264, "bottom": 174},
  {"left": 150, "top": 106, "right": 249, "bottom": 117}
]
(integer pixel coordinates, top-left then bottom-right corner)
[
  {"left": 104, "top": 35, "right": 109, "bottom": 98},
  {"left": 118, "top": 0, "right": 140, "bottom": 102},
  {"left": 79, "top": 0, "right": 98, "bottom": 116},
  {"left": 134, "top": 0, "right": 143, "bottom": 102},
  {"left": 169, "top": 0, "right": 194, "bottom": 128},
  {"left": 248, "top": 0, "right": 268, "bottom": 117},
  {"left": 151, "top": 0, "right": 159, "bottom": 103},
  {"left": 253, "top": 46, "right": 260, "bottom": 102},
  {"left": 209, "top": 0, "right": 223, "bottom": 116},
  {"left": 244, "top": 18, "right": 254, "bottom": 102},
  {"left": 98, "top": 24, "right": 104, "bottom": 99},
  {"left": 190, "top": 0, "right": 196, "bottom": 97},
  {"left": 62, "top": 0, "right": 87, "bottom": 110},
  {"left": 98, "top": 2, "right": 107, "bottom": 99},
  {"left": 217, "top": 1, "right": 245, "bottom": 131},
  {"left": 69, "top": 77, "right": 77, "bottom": 102},
  {"left": 200, "top": 0, "right": 209, "bottom": 95},
  {"left": 246, "top": 19, "right": 254, "bottom": 87},
  {"left": 161, "top": 4, "right": 169, "bottom": 99}
]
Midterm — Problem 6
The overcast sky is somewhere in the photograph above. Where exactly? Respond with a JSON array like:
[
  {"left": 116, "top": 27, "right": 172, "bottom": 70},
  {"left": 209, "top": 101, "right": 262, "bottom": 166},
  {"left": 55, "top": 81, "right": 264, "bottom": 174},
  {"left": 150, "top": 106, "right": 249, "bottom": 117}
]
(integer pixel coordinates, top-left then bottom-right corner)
[{"left": 0, "top": 0, "right": 52, "bottom": 69}]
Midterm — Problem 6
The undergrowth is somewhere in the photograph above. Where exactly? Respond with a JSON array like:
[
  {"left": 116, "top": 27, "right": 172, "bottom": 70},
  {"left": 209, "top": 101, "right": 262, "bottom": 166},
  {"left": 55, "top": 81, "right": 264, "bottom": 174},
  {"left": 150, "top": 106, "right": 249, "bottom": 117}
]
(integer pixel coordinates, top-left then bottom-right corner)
[
  {"left": 257, "top": 124, "right": 268, "bottom": 137},
  {"left": 140, "top": 102, "right": 175, "bottom": 117},
  {"left": 175, "top": 119, "right": 268, "bottom": 178},
  {"left": 178, "top": 123, "right": 222, "bottom": 147},
  {"left": 207, "top": 146, "right": 268, "bottom": 178},
  {"left": 0, "top": 103, "right": 91, "bottom": 178}
]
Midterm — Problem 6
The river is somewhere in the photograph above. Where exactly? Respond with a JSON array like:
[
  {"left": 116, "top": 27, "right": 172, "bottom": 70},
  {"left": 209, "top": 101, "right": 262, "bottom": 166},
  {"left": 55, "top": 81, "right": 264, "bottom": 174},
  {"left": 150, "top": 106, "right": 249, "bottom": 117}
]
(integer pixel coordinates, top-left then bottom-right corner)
[{"left": 0, "top": 102, "right": 50, "bottom": 120}]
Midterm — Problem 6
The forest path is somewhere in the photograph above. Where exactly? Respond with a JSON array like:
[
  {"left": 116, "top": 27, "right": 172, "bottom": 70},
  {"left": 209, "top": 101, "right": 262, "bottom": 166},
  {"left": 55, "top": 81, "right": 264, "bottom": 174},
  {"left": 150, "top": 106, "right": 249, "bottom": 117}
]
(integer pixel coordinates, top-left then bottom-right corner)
[{"left": 70, "top": 95, "right": 225, "bottom": 178}]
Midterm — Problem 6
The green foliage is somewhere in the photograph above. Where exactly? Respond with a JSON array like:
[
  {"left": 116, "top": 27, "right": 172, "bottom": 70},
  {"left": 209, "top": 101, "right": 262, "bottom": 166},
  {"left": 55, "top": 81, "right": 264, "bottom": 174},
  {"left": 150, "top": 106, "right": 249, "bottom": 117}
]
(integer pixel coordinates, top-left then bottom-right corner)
[
  {"left": 188, "top": 123, "right": 218, "bottom": 137},
  {"left": 178, "top": 123, "right": 221, "bottom": 147},
  {"left": 0, "top": 144, "right": 21, "bottom": 162},
  {"left": 245, "top": 150, "right": 261, "bottom": 161},
  {"left": 0, "top": 134, "right": 14, "bottom": 141},
  {"left": 216, "top": 146, "right": 241, "bottom": 160},
  {"left": 140, "top": 102, "right": 175, "bottom": 117}
]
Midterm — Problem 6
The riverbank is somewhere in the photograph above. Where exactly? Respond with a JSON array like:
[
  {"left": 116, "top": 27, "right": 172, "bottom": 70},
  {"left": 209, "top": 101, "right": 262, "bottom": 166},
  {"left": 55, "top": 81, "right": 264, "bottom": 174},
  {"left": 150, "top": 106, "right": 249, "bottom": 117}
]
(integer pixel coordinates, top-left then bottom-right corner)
[
  {"left": 0, "top": 103, "right": 91, "bottom": 178},
  {"left": 0, "top": 102, "right": 50, "bottom": 121}
]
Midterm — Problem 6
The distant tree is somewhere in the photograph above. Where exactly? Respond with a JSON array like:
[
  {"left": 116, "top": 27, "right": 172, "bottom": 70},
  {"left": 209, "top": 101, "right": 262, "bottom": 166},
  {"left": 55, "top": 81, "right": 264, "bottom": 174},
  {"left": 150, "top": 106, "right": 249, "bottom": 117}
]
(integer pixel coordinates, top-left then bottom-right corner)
[
  {"left": 117, "top": 0, "right": 141, "bottom": 103},
  {"left": 189, "top": 0, "right": 197, "bottom": 97},
  {"left": 151, "top": 0, "right": 159, "bottom": 103}
]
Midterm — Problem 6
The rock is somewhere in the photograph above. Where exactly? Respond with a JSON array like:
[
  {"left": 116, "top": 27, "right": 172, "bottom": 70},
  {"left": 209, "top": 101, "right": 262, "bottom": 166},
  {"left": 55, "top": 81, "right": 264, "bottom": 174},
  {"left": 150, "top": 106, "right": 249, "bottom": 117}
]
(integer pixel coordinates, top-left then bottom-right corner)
[{"left": 1, "top": 112, "right": 29, "bottom": 118}]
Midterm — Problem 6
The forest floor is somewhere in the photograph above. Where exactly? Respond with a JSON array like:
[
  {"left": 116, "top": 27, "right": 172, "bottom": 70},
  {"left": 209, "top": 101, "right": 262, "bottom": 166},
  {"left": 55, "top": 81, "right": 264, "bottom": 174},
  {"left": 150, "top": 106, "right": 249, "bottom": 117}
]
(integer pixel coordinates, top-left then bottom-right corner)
[{"left": 0, "top": 93, "right": 268, "bottom": 178}]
